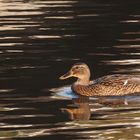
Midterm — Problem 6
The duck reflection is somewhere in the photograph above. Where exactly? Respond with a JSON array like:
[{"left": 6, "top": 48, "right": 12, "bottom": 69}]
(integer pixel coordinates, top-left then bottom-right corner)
[
  {"left": 61, "top": 95, "right": 91, "bottom": 121},
  {"left": 51, "top": 85, "right": 140, "bottom": 121}
]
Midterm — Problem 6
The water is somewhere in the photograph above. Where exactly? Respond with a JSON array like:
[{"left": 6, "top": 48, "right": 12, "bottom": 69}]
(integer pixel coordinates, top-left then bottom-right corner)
[{"left": 0, "top": 0, "right": 140, "bottom": 139}]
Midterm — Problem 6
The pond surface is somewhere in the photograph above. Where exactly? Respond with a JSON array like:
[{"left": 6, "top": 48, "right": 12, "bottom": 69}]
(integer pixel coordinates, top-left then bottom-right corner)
[{"left": 0, "top": 0, "right": 140, "bottom": 139}]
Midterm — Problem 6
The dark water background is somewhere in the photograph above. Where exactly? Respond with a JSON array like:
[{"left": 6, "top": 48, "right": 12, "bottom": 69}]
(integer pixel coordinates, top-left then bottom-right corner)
[{"left": 0, "top": 0, "right": 140, "bottom": 139}]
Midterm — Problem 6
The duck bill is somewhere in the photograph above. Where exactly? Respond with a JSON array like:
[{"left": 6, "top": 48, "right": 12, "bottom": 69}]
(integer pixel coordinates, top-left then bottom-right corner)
[{"left": 59, "top": 71, "right": 72, "bottom": 80}]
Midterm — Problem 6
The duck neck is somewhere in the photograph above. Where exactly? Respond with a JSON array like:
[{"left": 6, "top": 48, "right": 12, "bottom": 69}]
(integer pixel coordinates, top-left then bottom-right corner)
[{"left": 75, "top": 77, "right": 90, "bottom": 85}]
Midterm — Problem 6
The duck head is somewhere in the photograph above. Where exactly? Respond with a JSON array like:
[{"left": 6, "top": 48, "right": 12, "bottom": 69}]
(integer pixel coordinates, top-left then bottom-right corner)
[{"left": 59, "top": 63, "right": 91, "bottom": 84}]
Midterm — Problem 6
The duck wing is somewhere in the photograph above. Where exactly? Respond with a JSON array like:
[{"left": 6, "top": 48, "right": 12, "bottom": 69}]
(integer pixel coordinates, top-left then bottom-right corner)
[
  {"left": 72, "top": 74, "right": 140, "bottom": 96},
  {"left": 95, "top": 74, "right": 140, "bottom": 85}
]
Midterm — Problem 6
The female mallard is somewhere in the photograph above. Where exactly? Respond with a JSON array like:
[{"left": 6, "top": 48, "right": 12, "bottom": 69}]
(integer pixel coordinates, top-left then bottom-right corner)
[{"left": 59, "top": 63, "right": 140, "bottom": 96}]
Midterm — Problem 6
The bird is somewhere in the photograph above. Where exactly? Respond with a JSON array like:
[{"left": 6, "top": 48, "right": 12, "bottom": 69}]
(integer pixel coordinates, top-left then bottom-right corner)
[{"left": 59, "top": 63, "right": 140, "bottom": 97}]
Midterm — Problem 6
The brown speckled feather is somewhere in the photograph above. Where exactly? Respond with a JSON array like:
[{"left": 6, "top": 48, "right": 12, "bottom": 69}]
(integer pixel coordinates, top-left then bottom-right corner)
[{"left": 72, "top": 74, "right": 140, "bottom": 96}]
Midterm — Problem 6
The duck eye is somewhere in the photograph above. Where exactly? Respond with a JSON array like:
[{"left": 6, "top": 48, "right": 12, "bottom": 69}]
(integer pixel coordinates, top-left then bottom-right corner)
[{"left": 75, "top": 66, "right": 79, "bottom": 69}]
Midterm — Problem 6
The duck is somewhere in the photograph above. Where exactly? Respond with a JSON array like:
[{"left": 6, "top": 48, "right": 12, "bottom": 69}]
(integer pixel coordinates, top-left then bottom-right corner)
[{"left": 59, "top": 63, "right": 140, "bottom": 96}]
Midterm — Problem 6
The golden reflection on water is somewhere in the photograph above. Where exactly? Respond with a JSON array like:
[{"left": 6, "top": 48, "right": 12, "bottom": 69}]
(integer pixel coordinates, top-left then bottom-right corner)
[
  {"left": 102, "top": 59, "right": 140, "bottom": 65},
  {"left": 0, "top": 87, "right": 140, "bottom": 139}
]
